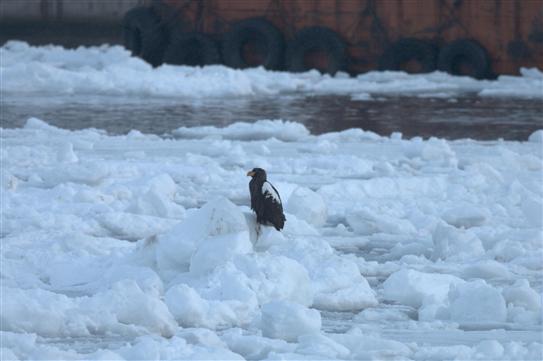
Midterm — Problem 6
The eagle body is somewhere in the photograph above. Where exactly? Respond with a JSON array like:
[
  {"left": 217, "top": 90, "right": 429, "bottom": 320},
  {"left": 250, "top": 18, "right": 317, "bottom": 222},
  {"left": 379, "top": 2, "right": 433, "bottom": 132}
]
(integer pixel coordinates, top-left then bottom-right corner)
[{"left": 247, "top": 168, "right": 285, "bottom": 231}]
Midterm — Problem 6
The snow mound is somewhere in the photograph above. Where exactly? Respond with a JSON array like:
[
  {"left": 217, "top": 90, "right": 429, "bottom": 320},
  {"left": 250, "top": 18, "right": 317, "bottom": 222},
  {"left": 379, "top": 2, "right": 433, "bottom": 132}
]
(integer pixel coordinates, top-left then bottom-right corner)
[{"left": 261, "top": 301, "right": 321, "bottom": 342}]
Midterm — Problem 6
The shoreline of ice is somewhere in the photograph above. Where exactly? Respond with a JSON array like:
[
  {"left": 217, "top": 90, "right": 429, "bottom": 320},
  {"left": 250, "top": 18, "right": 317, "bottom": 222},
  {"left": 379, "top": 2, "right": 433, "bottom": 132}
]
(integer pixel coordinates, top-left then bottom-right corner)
[
  {"left": 1, "top": 41, "right": 542, "bottom": 100},
  {"left": 1, "top": 118, "right": 542, "bottom": 360}
]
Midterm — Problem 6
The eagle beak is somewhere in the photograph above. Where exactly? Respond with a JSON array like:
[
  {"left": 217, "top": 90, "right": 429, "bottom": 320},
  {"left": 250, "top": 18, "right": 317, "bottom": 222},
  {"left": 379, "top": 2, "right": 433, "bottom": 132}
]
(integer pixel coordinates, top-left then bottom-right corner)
[{"left": 247, "top": 171, "right": 255, "bottom": 177}]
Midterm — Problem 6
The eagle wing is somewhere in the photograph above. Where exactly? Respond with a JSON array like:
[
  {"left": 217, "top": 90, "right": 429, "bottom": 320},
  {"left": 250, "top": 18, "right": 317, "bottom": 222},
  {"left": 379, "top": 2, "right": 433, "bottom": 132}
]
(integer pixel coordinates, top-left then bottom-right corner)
[{"left": 262, "top": 181, "right": 286, "bottom": 230}]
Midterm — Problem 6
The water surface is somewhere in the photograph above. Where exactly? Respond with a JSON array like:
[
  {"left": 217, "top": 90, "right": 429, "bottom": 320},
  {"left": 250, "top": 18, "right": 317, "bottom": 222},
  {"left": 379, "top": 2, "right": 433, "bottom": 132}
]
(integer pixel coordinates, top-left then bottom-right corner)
[{"left": 2, "top": 94, "right": 542, "bottom": 140}]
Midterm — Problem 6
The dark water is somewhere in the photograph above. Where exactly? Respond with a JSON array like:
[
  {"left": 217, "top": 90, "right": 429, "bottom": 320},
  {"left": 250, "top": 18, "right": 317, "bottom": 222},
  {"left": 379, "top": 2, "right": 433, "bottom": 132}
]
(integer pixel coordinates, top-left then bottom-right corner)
[{"left": 2, "top": 94, "right": 542, "bottom": 140}]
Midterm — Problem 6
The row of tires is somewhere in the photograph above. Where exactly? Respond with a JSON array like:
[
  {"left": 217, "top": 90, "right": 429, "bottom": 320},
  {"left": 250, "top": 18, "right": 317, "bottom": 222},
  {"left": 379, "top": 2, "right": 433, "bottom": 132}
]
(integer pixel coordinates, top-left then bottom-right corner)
[{"left": 122, "top": 6, "right": 492, "bottom": 79}]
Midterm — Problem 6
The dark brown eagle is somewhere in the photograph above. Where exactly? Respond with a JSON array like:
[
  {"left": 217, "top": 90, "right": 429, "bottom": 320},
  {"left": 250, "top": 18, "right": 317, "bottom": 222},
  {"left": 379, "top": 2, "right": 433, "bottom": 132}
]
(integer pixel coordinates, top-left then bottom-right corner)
[{"left": 247, "top": 168, "right": 286, "bottom": 231}]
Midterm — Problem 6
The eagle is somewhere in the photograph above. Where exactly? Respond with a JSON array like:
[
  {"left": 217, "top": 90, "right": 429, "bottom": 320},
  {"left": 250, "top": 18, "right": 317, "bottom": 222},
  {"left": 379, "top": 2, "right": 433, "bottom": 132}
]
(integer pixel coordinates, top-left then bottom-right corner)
[{"left": 247, "top": 168, "right": 286, "bottom": 231}]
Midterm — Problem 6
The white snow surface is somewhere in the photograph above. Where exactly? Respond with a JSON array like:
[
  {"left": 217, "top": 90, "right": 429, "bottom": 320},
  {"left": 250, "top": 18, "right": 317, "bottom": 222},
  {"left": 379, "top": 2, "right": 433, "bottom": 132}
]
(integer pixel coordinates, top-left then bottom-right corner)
[
  {"left": 1, "top": 118, "right": 542, "bottom": 360},
  {"left": 1, "top": 41, "right": 543, "bottom": 99}
]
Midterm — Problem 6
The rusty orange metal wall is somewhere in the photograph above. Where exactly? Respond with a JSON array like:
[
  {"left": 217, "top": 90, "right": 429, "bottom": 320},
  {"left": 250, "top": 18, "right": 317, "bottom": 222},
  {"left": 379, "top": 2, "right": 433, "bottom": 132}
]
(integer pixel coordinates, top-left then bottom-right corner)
[{"left": 160, "top": 0, "right": 543, "bottom": 75}]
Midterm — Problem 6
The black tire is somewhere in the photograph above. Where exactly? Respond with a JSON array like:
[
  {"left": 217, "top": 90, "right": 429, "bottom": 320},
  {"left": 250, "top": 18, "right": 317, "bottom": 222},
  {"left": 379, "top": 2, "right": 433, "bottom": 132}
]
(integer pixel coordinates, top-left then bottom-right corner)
[
  {"left": 378, "top": 38, "right": 437, "bottom": 73},
  {"left": 122, "top": 6, "right": 167, "bottom": 67},
  {"left": 163, "top": 32, "right": 220, "bottom": 66},
  {"left": 286, "top": 26, "right": 347, "bottom": 75},
  {"left": 222, "top": 18, "right": 284, "bottom": 70},
  {"left": 437, "top": 39, "right": 490, "bottom": 79}
]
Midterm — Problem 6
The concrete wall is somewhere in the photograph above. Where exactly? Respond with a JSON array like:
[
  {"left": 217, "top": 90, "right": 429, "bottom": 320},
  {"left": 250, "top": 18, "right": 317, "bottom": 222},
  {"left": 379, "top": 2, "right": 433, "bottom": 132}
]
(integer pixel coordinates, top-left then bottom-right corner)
[{"left": 0, "top": 0, "right": 149, "bottom": 21}]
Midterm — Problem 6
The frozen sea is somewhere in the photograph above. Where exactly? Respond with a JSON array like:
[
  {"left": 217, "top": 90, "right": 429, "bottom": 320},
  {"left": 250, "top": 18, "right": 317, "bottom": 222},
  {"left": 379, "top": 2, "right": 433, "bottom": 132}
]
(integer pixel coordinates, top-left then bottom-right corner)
[{"left": 1, "top": 42, "right": 543, "bottom": 360}]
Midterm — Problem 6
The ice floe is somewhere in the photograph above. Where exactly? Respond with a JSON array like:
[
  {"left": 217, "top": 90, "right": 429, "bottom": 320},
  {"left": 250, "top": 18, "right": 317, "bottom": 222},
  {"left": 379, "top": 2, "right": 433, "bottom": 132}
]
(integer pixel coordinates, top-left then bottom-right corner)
[
  {"left": 1, "top": 118, "right": 542, "bottom": 359},
  {"left": 1, "top": 41, "right": 542, "bottom": 99}
]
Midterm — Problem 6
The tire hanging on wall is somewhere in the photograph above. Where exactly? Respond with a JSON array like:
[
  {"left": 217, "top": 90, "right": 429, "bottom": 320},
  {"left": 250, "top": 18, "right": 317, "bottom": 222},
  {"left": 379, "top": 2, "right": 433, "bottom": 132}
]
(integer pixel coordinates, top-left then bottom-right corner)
[
  {"left": 163, "top": 32, "right": 220, "bottom": 66},
  {"left": 222, "top": 17, "right": 285, "bottom": 70},
  {"left": 122, "top": 6, "right": 167, "bottom": 67},
  {"left": 286, "top": 26, "right": 347, "bottom": 75},
  {"left": 437, "top": 39, "right": 490, "bottom": 79},
  {"left": 378, "top": 38, "right": 437, "bottom": 73}
]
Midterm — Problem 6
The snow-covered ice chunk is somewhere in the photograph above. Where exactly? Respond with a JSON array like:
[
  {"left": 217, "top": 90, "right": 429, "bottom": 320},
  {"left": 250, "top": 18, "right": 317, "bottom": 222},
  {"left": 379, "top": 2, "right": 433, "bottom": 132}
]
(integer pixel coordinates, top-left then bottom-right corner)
[
  {"left": 24, "top": 117, "right": 65, "bottom": 132},
  {"left": 57, "top": 142, "right": 78, "bottom": 163},
  {"left": 113, "top": 334, "right": 244, "bottom": 360},
  {"left": 221, "top": 328, "right": 294, "bottom": 359},
  {"left": 156, "top": 197, "right": 249, "bottom": 278},
  {"left": 448, "top": 280, "right": 507, "bottom": 324},
  {"left": 1, "top": 332, "right": 85, "bottom": 360},
  {"left": 3, "top": 42, "right": 543, "bottom": 99},
  {"left": 402, "top": 136, "right": 458, "bottom": 167},
  {"left": 173, "top": 120, "right": 310, "bottom": 142},
  {"left": 86, "top": 280, "right": 177, "bottom": 338},
  {"left": 295, "top": 334, "right": 350, "bottom": 359},
  {"left": 128, "top": 173, "right": 185, "bottom": 219},
  {"left": 164, "top": 284, "right": 241, "bottom": 329},
  {"left": 461, "top": 259, "right": 511, "bottom": 280},
  {"left": 432, "top": 222, "right": 485, "bottom": 261},
  {"left": 383, "top": 269, "right": 465, "bottom": 308},
  {"left": 351, "top": 92, "right": 372, "bottom": 101},
  {"left": 190, "top": 232, "right": 252, "bottom": 275},
  {"left": 521, "top": 196, "right": 543, "bottom": 228},
  {"left": 503, "top": 279, "right": 541, "bottom": 312},
  {"left": 281, "top": 212, "right": 319, "bottom": 236},
  {"left": 528, "top": 129, "right": 543, "bottom": 142},
  {"left": 286, "top": 187, "right": 327, "bottom": 227},
  {"left": 261, "top": 301, "right": 321, "bottom": 342},
  {"left": 313, "top": 281, "right": 377, "bottom": 311},
  {"left": 97, "top": 212, "right": 178, "bottom": 241},
  {"left": 33, "top": 162, "right": 111, "bottom": 188},
  {"left": 3, "top": 280, "right": 177, "bottom": 338},
  {"left": 264, "top": 236, "right": 376, "bottom": 311},
  {"left": 330, "top": 330, "right": 412, "bottom": 360},
  {"left": 441, "top": 204, "right": 489, "bottom": 228},
  {"left": 233, "top": 254, "right": 314, "bottom": 307},
  {"left": 413, "top": 344, "right": 474, "bottom": 360},
  {"left": 346, "top": 208, "right": 416, "bottom": 235},
  {"left": 475, "top": 340, "right": 505, "bottom": 359},
  {"left": 165, "top": 284, "right": 209, "bottom": 327}
]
